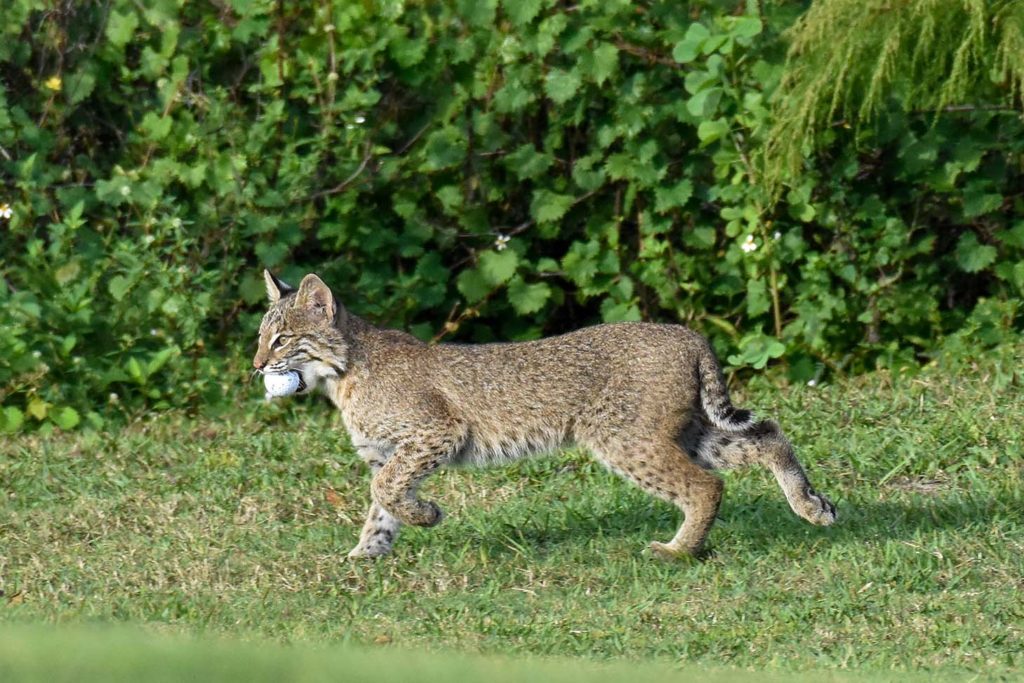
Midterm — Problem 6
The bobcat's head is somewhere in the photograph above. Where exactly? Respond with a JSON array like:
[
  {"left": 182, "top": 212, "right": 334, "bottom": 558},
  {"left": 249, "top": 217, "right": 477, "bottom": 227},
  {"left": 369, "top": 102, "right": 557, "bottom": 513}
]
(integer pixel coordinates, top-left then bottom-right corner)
[{"left": 253, "top": 270, "right": 349, "bottom": 394}]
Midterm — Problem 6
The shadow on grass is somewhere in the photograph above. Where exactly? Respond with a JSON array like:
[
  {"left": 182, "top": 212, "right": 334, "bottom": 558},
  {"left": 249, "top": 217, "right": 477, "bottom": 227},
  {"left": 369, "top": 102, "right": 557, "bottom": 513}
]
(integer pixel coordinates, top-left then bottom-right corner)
[{"left": 459, "top": 487, "right": 1013, "bottom": 559}]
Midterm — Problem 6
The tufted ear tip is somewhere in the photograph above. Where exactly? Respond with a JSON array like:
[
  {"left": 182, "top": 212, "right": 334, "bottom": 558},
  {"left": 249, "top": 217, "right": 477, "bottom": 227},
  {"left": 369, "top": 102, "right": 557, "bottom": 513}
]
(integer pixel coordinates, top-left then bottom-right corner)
[{"left": 264, "top": 269, "right": 294, "bottom": 303}]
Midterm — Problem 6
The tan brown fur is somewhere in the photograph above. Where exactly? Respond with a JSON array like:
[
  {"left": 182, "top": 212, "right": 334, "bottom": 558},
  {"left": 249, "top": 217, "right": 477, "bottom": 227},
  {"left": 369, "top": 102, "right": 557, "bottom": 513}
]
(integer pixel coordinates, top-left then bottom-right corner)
[{"left": 254, "top": 271, "right": 836, "bottom": 559}]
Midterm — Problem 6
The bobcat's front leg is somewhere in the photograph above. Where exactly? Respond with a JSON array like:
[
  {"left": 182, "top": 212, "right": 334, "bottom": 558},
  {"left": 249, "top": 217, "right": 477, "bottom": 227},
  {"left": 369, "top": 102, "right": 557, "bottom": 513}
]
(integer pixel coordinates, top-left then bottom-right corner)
[
  {"left": 370, "top": 430, "right": 464, "bottom": 528},
  {"left": 347, "top": 501, "right": 401, "bottom": 559},
  {"left": 347, "top": 449, "right": 401, "bottom": 559}
]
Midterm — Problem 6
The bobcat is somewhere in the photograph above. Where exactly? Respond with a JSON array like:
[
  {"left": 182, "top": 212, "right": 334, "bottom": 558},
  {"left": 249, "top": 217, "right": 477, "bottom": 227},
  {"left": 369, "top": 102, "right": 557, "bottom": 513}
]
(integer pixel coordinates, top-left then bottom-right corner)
[{"left": 253, "top": 271, "right": 836, "bottom": 560}]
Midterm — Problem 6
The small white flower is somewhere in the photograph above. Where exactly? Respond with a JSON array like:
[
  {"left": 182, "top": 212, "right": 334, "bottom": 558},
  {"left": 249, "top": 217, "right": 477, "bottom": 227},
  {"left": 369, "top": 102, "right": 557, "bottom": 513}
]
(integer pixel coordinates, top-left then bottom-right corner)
[
  {"left": 807, "top": 379, "right": 817, "bottom": 387},
  {"left": 773, "top": 231, "right": 782, "bottom": 240},
  {"left": 32, "top": 350, "right": 42, "bottom": 358},
  {"left": 143, "top": 234, "right": 155, "bottom": 245},
  {"left": 120, "top": 185, "right": 131, "bottom": 197},
  {"left": 740, "top": 234, "right": 758, "bottom": 253},
  {"left": 324, "top": 23, "right": 336, "bottom": 33},
  {"left": 109, "top": 392, "right": 119, "bottom": 403},
  {"left": 354, "top": 114, "right": 366, "bottom": 124},
  {"left": 327, "top": 71, "right": 339, "bottom": 82},
  {"left": 0, "top": 203, "right": 12, "bottom": 219},
  {"left": 494, "top": 233, "right": 510, "bottom": 251},
  {"left": 171, "top": 217, "right": 182, "bottom": 229},
  {"left": 150, "top": 328, "right": 159, "bottom": 337}
]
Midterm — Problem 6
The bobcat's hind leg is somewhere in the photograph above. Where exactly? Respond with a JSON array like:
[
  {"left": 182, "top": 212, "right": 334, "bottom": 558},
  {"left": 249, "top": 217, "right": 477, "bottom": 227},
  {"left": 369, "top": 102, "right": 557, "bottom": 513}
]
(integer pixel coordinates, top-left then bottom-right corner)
[
  {"left": 767, "top": 445, "right": 836, "bottom": 525},
  {"left": 685, "top": 419, "right": 836, "bottom": 526},
  {"left": 590, "top": 438, "right": 724, "bottom": 558}
]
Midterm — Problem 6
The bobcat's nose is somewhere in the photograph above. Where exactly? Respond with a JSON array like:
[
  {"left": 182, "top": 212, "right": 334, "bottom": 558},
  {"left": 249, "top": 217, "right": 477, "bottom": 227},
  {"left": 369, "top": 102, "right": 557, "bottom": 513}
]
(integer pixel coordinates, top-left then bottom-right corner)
[{"left": 253, "top": 356, "right": 266, "bottom": 370}]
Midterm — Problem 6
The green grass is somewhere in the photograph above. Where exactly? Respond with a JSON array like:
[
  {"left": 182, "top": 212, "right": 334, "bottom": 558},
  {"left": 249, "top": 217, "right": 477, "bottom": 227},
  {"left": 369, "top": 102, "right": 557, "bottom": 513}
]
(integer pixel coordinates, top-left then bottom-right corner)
[
  {"left": 0, "top": 624, "right": 933, "bottom": 683},
  {"left": 1, "top": 343, "right": 1022, "bottom": 678}
]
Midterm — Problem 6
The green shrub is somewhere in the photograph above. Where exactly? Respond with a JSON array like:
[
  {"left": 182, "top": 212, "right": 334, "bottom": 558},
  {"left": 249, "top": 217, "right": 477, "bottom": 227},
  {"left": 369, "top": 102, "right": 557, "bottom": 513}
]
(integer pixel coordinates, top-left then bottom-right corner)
[{"left": 1, "top": 0, "right": 1021, "bottom": 431}]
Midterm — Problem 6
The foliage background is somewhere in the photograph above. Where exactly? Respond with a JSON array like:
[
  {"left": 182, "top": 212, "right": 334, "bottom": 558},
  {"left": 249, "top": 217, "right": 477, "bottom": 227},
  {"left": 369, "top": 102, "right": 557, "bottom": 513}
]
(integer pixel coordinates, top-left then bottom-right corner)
[{"left": 1, "top": 0, "right": 1022, "bottom": 431}]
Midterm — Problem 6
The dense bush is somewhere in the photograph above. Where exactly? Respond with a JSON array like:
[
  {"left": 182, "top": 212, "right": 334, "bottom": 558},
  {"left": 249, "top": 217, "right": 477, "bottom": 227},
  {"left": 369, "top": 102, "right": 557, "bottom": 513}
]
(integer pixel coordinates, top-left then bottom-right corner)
[{"left": 1, "top": 0, "right": 1021, "bottom": 431}]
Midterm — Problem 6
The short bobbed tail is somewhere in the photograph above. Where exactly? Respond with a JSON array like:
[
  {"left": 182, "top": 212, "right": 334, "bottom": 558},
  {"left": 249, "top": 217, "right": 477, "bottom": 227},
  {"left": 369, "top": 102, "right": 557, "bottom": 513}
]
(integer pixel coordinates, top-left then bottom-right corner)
[{"left": 697, "top": 347, "right": 756, "bottom": 432}]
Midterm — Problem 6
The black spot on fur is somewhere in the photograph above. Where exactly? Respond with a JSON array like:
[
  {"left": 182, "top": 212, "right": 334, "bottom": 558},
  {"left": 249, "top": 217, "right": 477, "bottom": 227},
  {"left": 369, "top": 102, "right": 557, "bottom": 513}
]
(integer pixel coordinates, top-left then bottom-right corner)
[{"left": 730, "top": 408, "right": 752, "bottom": 424}]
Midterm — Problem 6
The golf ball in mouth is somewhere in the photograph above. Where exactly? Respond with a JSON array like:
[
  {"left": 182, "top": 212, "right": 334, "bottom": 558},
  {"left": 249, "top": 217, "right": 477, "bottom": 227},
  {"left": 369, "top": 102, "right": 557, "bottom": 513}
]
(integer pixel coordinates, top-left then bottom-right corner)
[{"left": 264, "top": 371, "right": 301, "bottom": 398}]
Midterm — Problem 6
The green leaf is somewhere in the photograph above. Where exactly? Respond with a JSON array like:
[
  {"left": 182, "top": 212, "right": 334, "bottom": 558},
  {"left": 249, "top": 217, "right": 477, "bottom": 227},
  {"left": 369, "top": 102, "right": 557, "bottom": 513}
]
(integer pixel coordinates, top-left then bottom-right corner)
[
  {"left": 389, "top": 36, "right": 427, "bottom": 67},
  {"left": 493, "top": 78, "right": 534, "bottom": 113},
  {"left": 600, "top": 298, "right": 641, "bottom": 322},
  {"left": 127, "top": 357, "right": 145, "bottom": 383},
  {"left": 544, "top": 68, "right": 581, "bottom": 105},
  {"left": 147, "top": 348, "right": 176, "bottom": 376},
  {"left": 55, "top": 261, "right": 81, "bottom": 286},
  {"left": 65, "top": 70, "right": 96, "bottom": 105},
  {"left": 504, "top": 144, "right": 553, "bottom": 180},
  {"left": 591, "top": 43, "right": 618, "bottom": 85},
  {"left": 27, "top": 397, "right": 48, "bottom": 420},
  {"left": 415, "top": 252, "right": 449, "bottom": 284},
  {"left": 697, "top": 119, "right": 730, "bottom": 144},
  {"left": 457, "top": 268, "right": 492, "bottom": 303},
  {"left": 993, "top": 261, "right": 1024, "bottom": 294},
  {"left": 686, "top": 87, "right": 722, "bottom": 118},
  {"left": 683, "top": 226, "right": 717, "bottom": 250},
  {"left": 421, "top": 127, "right": 467, "bottom": 171},
  {"left": 530, "top": 190, "right": 575, "bottom": 224},
  {"left": 955, "top": 232, "right": 997, "bottom": 273},
  {"left": 479, "top": 249, "right": 519, "bottom": 285},
  {"left": 562, "top": 240, "right": 600, "bottom": 286},
  {"left": 673, "top": 23, "right": 709, "bottom": 64},
  {"left": 52, "top": 407, "right": 80, "bottom": 430},
  {"left": 435, "top": 185, "right": 463, "bottom": 214},
  {"left": 1, "top": 407, "right": 24, "bottom": 433},
  {"left": 962, "top": 187, "right": 1003, "bottom": 218},
  {"left": 109, "top": 275, "right": 132, "bottom": 302},
  {"left": 457, "top": 0, "right": 497, "bottom": 27},
  {"left": 604, "top": 153, "right": 637, "bottom": 181},
  {"left": 106, "top": 10, "right": 139, "bottom": 48},
  {"left": 140, "top": 112, "right": 172, "bottom": 140},
  {"left": 503, "top": 0, "right": 543, "bottom": 26},
  {"left": 654, "top": 179, "right": 694, "bottom": 214},
  {"left": 727, "top": 333, "right": 786, "bottom": 370},
  {"left": 507, "top": 277, "right": 552, "bottom": 314},
  {"left": 746, "top": 277, "right": 771, "bottom": 316},
  {"left": 998, "top": 221, "right": 1024, "bottom": 248},
  {"left": 730, "top": 16, "right": 762, "bottom": 39}
]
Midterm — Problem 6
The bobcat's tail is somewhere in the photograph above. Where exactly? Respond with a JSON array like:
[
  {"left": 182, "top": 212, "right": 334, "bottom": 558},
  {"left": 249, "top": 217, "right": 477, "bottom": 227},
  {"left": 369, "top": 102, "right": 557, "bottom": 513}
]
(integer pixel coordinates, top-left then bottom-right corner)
[{"left": 697, "top": 346, "right": 756, "bottom": 432}]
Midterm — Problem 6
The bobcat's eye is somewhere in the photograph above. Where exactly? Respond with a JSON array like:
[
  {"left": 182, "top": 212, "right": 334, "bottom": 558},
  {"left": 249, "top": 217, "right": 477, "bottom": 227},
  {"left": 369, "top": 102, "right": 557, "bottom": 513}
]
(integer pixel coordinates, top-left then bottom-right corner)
[{"left": 271, "top": 335, "right": 289, "bottom": 349}]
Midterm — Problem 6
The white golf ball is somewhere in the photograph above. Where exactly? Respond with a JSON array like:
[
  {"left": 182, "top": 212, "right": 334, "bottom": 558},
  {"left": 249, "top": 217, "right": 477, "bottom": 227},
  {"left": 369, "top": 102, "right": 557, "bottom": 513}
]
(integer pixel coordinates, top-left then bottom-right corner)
[{"left": 264, "top": 371, "right": 301, "bottom": 398}]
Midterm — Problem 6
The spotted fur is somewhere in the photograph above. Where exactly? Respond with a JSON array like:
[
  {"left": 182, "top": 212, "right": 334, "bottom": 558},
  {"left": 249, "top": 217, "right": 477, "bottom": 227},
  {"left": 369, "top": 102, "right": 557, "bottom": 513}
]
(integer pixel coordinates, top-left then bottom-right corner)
[{"left": 253, "top": 271, "right": 836, "bottom": 560}]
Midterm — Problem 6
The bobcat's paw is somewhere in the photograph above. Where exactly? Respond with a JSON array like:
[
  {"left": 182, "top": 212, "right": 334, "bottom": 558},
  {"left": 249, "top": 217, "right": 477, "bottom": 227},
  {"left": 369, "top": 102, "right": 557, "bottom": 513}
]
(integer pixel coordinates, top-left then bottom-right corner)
[
  {"left": 413, "top": 500, "right": 444, "bottom": 527},
  {"left": 646, "top": 541, "right": 703, "bottom": 563},
  {"left": 346, "top": 542, "right": 393, "bottom": 560},
  {"left": 799, "top": 488, "right": 837, "bottom": 526}
]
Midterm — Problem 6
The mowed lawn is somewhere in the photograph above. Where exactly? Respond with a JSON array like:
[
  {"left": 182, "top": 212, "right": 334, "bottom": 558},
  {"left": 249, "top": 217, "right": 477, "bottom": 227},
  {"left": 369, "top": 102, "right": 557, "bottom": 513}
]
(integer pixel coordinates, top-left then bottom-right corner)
[{"left": 1, "top": 343, "right": 1021, "bottom": 678}]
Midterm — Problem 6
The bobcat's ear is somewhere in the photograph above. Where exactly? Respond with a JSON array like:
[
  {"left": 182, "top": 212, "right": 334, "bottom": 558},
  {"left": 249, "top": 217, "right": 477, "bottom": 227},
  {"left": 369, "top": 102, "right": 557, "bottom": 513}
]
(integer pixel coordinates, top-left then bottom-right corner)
[
  {"left": 264, "top": 269, "right": 294, "bottom": 303},
  {"left": 296, "top": 273, "right": 341, "bottom": 325}
]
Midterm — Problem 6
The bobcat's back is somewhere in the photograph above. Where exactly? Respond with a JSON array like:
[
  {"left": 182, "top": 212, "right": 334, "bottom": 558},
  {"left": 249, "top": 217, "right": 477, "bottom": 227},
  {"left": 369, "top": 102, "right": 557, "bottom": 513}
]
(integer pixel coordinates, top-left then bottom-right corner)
[{"left": 359, "top": 322, "right": 736, "bottom": 466}]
